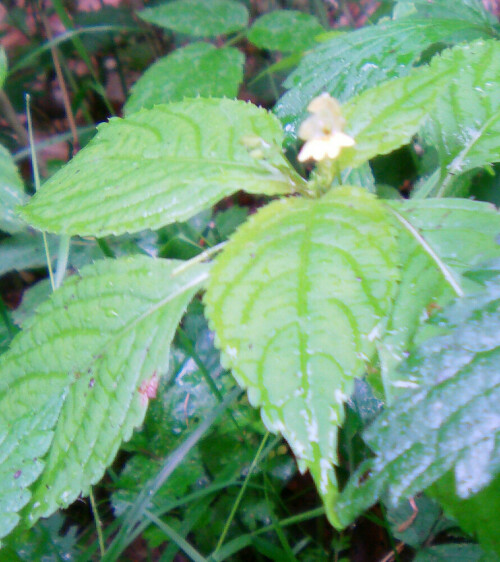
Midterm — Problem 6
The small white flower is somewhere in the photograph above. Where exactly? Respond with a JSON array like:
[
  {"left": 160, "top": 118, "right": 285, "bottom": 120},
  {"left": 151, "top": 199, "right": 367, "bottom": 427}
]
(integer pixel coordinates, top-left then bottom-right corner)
[{"left": 297, "top": 93, "right": 355, "bottom": 163}]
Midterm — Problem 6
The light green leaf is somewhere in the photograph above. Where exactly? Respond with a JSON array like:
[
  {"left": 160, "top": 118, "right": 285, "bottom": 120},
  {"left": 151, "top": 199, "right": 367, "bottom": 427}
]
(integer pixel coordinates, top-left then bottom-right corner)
[
  {"left": 337, "top": 272, "right": 500, "bottom": 531},
  {"left": 124, "top": 43, "right": 244, "bottom": 115},
  {"left": 138, "top": 0, "right": 249, "bottom": 38},
  {"left": 247, "top": 10, "right": 323, "bottom": 53},
  {"left": 0, "top": 395, "right": 63, "bottom": 540},
  {"left": 0, "top": 48, "right": 7, "bottom": 90},
  {"left": 337, "top": 64, "right": 445, "bottom": 170},
  {"left": 20, "top": 99, "right": 304, "bottom": 237},
  {"left": 0, "top": 256, "right": 208, "bottom": 529},
  {"left": 205, "top": 186, "right": 399, "bottom": 527},
  {"left": 379, "top": 198, "right": 500, "bottom": 400},
  {"left": 421, "top": 40, "right": 500, "bottom": 197},
  {"left": 275, "top": 17, "right": 492, "bottom": 138},
  {"left": 0, "top": 144, "right": 27, "bottom": 234}
]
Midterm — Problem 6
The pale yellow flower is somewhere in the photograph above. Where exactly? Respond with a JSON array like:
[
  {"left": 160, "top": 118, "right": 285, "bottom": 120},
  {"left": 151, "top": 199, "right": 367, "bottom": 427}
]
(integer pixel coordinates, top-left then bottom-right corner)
[{"left": 297, "top": 93, "right": 355, "bottom": 163}]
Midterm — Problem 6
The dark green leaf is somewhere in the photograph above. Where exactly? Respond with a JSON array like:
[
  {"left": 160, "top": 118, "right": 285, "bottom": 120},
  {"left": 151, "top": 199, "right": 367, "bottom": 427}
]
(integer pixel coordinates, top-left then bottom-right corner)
[
  {"left": 138, "top": 0, "right": 249, "bottom": 38},
  {"left": 124, "top": 43, "right": 244, "bottom": 115},
  {"left": 0, "top": 144, "right": 27, "bottom": 234},
  {"left": 337, "top": 272, "right": 500, "bottom": 527},
  {"left": 247, "top": 10, "right": 323, "bottom": 52}
]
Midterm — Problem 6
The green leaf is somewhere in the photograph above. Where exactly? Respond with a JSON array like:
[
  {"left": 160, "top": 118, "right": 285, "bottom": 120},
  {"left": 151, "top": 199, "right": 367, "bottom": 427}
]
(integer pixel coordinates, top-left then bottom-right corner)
[
  {"left": 378, "top": 198, "right": 500, "bottom": 400},
  {"left": 20, "top": 99, "right": 304, "bottom": 237},
  {"left": 0, "top": 395, "right": 63, "bottom": 540},
  {"left": 205, "top": 186, "right": 400, "bottom": 527},
  {"left": 0, "top": 144, "right": 27, "bottom": 234},
  {"left": 247, "top": 10, "right": 323, "bottom": 53},
  {"left": 0, "top": 233, "right": 54, "bottom": 278},
  {"left": 1, "top": 512, "right": 78, "bottom": 561},
  {"left": 337, "top": 64, "right": 445, "bottom": 171},
  {"left": 0, "top": 47, "right": 7, "bottom": 89},
  {"left": 0, "top": 256, "right": 208, "bottom": 530},
  {"left": 414, "top": 543, "right": 491, "bottom": 562},
  {"left": 138, "top": 0, "right": 249, "bottom": 38},
  {"left": 421, "top": 40, "right": 500, "bottom": 197},
  {"left": 124, "top": 43, "right": 244, "bottom": 115},
  {"left": 337, "top": 272, "right": 500, "bottom": 528},
  {"left": 275, "top": 17, "right": 492, "bottom": 138},
  {"left": 394, "top": 0, "right": 498, "bottom": 27},
  {"left": 429, "top": 471, "right": 500, "bottom": 557}
]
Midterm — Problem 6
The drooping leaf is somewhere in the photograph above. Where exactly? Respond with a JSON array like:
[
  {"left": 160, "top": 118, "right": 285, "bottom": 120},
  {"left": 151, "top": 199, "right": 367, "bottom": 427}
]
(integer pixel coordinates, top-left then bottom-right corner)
[
  {"left": 0, "top": 144, "right": 27, "bottom": 234},
  {"left": 0, "top": 256, "right": 208, "bottom": 529},
  {"left": 138, "top": 0, "right": 249, "bottom": 38},
  {"left": 420, "top": 39, "right": 500, "bottom": 197},
  {"left": 20, "top": 99, "right": 304, "bottom": 237},
  {"left": 124, "top": 43, "right": 244, "bottom": 115},
  {"left": 275, "top": 16, "right": 492, "bottom": 139},
  {"left": 205, "top": 186, "right": 400, "bottom": 527},
  {"left": 247, "top": 10, "right": 323, "bottom": 53},
  {"left": 337, "top": 272, "right": 500, "bottom": 530},
  {"left": 378, "top": 198, "right": 500, "bottom": 400}
]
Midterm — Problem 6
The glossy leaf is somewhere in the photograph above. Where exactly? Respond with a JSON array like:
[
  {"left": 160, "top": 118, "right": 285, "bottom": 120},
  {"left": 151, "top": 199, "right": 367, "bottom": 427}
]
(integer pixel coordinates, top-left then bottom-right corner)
[
  {"left": 20, "top": 99, "right": 304, "bottom": 237},
  {"left": 337, "top": 272, "right": 500, "bottom": 528},
  {"left": 247, "top": 10, "right": 323, "bottom": 52},
  {"left": 205, "top": 186, "right": 400, "bottom": 527},
  {"left": 0, "top": 144, "right": 27, "bottom": 234},
  {"left": 379, "top": 198, "right": 500, "bottom": 399},
  {"left": 124, "top": 43, "right": 244, "bottom": 115},
  {"left": 0, "top": 256, "right": 208, "bottom": 528},
  {"left": 422, "top": 40, "right": 500, "bottom": 197},
  {"left": 275, "top": 17, "right": 491, "bottom": 138},
  {"left": 138, "top": 0, "right": 249, "bottom": 38}
]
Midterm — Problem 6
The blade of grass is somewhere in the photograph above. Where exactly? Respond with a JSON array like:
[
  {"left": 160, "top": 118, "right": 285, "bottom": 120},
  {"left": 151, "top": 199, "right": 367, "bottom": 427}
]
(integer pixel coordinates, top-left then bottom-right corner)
[
  {"left": 176, "top": 326, "right": 244, "bottom": 438},
  {"left": 13, "top": 125, "right": 97, "bottom": 162},
  {"left": 89, "top": 487, "right": 105, "bottom": 557},
  {"left": 213, "top": 432, "right": 270, "bottom": 555},
  {"left": 210, "top": 507, "right": 326, "bottom": 561},
  {"left": 26, "top": 94, "right": 55, "bottom": 291},
  {"left": 10, "top": 25, "right": 140, "bottom": 73},
  {"left": 102, "top": 387, "right": 242, "bottom": 562},
  {"left": 144, "top": 510, "right": 208, "bottom": 562}
]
